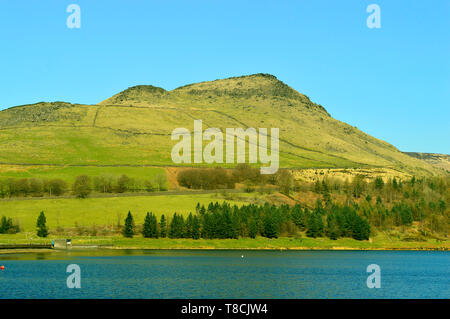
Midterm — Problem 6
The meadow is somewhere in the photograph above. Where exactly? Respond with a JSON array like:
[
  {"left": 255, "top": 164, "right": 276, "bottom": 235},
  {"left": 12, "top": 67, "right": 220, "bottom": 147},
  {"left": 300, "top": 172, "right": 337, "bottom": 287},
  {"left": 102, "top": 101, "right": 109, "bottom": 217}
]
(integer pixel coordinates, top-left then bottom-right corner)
[
  {"left": 0, "top": 193, "right": 249, "bottom": 232},
  {"left": 0, "top": 165, "right": 165, "bottom": 184}
]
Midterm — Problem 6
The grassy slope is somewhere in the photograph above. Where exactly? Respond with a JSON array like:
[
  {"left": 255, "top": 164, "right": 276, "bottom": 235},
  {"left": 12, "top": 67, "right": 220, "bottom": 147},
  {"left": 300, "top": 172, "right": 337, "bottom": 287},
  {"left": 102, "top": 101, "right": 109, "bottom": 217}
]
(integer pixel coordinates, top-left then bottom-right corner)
[
  {"left": 0, "top": 193, "right": 249, "bottom": 232},
  {"left": 0, "top": 165, "right": 165, "bottom": 184},
  {"left": 0, "top": 74, "right": 440, "bottom": 176}
]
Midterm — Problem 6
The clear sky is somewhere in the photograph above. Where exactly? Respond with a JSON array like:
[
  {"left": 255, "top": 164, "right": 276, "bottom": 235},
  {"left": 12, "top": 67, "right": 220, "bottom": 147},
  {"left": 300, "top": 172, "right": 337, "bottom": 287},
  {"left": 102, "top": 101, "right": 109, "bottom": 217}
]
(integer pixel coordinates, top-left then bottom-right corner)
[{"left": 0, "top": 0, "right": 448, "bottom": 153}]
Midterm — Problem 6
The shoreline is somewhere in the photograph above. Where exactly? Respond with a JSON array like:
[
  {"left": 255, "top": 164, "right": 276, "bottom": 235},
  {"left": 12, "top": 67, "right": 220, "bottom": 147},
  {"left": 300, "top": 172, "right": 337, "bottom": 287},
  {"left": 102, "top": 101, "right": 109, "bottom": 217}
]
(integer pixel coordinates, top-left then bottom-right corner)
[
  {"left": 1, "top": 234, "right": 448, "bottom": 254},
  {"left": 0, "top": 246, "right": 448, "bottom": 254}
]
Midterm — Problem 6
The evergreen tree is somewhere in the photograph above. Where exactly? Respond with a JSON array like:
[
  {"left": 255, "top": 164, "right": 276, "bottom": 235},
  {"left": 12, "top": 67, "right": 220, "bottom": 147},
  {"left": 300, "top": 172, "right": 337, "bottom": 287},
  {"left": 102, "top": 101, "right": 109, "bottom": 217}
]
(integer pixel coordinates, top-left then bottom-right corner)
[
  {"left": 262, "top": 212, "right": 278, "bottom": 238},
  {"left": 231, "top": 211, "right": 240, "bottom": 239},
  {"left": 169, "top": 214, "right": 176, "bottom": 238},
  {"left": 123, "top": 211, "right": 135, "bottom": 238},
  {"left": 291, "top": 205, "right": 306, "bottom": 230},
  {"left": 185, "top": 213, "right": 193, "bottom": 238},
  {"left": 169, "top": 213, "right": 184, "bottom": 238},
  {"left": 177, "top": 214, "right": 185, "bottom": 238},
  {"left": 400, "top": 205, "right": 413, "bottom": 226},
  {"left": 192, "top": 215, "right": 201, "bottom": 239},
  {"left": 352, "top": 216, "right": 370, "bottom": 240},
  {"left": 326, "top": 215, "right": 339, "bottom": 240},
  {"left": 36, "top": 211, "right": 48, "bottom": 237},
  {"left": 306, "top": 213, "right": 323, "bottom": 238},
  {"left": 0, "top": 216, "right": 12, "bottom": 234},
  {"left": 316, "top": 213, "right": 324, "bottom": 236},
  {"left": 142, "top": 212, "right": 152, "bottom": 238},
  {"left": 0, "top": 216, "right": 18, "bottom": 234},
  {"left": 376, "top": 196, "right": 383, "bottom": 205},
  {"left": 159, "top": 214, "right": 167, "bottom": 237},
  {"left": 306, "top": 214, "right": 317, "bottom": 238},
  {"left": 248, "top": 218, "right": 259, "bottom": 239},
  {"left": 374, "top": 177, "right": 384, "bottom": 191},
  {"left": 151, "top": 213, "right": 159, "bottom": 238},
  {"left": 222, "top": 209, "right": 234, "bottom": 238},
  {"left": 201, "top": 213, "right": 213, "bottom": 239}
]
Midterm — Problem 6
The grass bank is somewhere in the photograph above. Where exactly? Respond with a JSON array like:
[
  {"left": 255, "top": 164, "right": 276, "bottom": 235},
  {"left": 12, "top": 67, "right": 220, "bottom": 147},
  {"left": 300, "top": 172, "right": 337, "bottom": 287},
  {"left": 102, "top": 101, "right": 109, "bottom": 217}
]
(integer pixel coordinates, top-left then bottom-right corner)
[{"left": 0, "top": 233, "right": 448, "bottom": 252}]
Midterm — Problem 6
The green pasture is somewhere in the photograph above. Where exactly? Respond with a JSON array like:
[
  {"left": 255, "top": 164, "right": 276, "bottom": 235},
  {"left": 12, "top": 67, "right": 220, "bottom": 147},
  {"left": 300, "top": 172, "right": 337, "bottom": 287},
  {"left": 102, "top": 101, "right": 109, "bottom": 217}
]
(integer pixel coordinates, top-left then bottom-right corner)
[
  {"left": 0, "top": 165, "right": 166, "bottom": 184},
  {"left": 0, "top": 193, "right": 248, "bottom": 232}
]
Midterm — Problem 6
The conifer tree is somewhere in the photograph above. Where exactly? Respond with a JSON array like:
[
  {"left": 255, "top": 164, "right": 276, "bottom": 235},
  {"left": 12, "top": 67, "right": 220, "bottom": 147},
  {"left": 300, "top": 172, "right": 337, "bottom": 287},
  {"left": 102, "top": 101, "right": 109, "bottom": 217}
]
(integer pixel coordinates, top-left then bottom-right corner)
[
  {"left": 306, "top": 213, "right": 324, "bottom": 238},
  {"left": 192, "top": 215, "right": 201, "bottom": 239},
  {"left": 36, "top": 211, "right": 48, "bottom": 237},
  {"left": 0, "top": 216, "right": 16, "bottom": 234},
  {"left": 326, "top": 215, "right": 339, "bottom": 240},
  {"left": 169, "top": 213, "right": 184, "bottom": 238},
  {"left": 151, "top": 213, "right": 159, "bottom": 238},
  {"left": 291, "top": 204, "right": 306, "bottom": 230},
  {"left": 248, "top": 218, "right": 259, "bottom": 239},
  {"left": 159, "top": 214, "right": 167, "bottom": 237},
  {"left": 262, "top": 212, "right": 278, "bottom": 238},
  {"left": 231, "top": 211, "right": 240, "bottom": 239},
  {"left": 185, "top": 213, "right": 193, "bottom": 238},
  {"left": 123, "top": 211, "right": 135, "bottom": 238},
  {"left": 352, "top": 216, "right": 370, "bottom": 240},
  {"left": 143, "top": 212, "right": 152, "bottom": 238}
]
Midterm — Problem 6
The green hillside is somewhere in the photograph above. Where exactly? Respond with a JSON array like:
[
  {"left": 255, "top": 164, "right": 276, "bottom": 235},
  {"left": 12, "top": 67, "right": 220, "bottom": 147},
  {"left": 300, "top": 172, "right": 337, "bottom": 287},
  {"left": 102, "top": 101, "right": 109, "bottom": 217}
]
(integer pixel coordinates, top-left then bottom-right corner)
[{"left": 0, "top": 73, "right": 440, "bottom": 175}]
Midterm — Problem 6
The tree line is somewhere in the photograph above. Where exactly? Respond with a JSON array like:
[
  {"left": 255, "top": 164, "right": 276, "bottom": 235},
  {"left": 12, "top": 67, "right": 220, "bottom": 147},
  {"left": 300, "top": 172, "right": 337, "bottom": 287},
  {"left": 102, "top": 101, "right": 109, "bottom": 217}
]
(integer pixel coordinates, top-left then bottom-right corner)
[
  {"left": 0, "top": 173, "right": 168, "bottom": 198},
  {"left": 29, "top": 189, "right": 447, "bottom": 240},
  {"left": 308, "top": 174, "right": 448, "bottom": 236},
  {"left": 120, "top": 200, "right": 371, "bottom": 241},
  {"left": 177, "top": 164, "right": 293, "bottom": 192}
]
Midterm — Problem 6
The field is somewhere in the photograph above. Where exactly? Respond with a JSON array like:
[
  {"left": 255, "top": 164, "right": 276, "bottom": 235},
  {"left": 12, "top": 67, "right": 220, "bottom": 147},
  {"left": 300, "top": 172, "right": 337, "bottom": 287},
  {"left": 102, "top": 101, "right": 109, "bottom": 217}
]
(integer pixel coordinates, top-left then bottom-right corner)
[
  {"left": 0, "top": 193, "right": 249, "bottom": 232},
  {"left": 0, "top": 165, "right": 166, "bottom": 184}
]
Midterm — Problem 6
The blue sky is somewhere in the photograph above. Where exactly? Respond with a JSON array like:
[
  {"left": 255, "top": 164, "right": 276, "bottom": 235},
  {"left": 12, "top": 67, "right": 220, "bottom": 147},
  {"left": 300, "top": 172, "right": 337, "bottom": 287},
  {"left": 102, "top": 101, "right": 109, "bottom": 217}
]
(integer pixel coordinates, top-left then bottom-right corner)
[{"left": 0, "top": 0, "right": 448, "bottom": 153}]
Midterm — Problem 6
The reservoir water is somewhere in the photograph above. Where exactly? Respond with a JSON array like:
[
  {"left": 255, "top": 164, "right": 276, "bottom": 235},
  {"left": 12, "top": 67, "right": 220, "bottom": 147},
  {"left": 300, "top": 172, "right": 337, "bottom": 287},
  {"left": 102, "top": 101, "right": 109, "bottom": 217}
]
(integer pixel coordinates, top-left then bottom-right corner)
[{"left": 0, "top": 250, "right": 448, "bottom": 299}]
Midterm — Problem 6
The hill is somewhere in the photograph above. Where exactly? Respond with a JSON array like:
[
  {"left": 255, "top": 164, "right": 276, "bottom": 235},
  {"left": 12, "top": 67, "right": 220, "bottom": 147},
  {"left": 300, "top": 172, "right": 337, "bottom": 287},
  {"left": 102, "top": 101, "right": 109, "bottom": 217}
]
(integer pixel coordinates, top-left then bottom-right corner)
[
  {"left": 404, "top": 152, "right": 450, "bottom": 172},
  {"left": 0, "top": 73, "right": 442, "bottom": 177}
]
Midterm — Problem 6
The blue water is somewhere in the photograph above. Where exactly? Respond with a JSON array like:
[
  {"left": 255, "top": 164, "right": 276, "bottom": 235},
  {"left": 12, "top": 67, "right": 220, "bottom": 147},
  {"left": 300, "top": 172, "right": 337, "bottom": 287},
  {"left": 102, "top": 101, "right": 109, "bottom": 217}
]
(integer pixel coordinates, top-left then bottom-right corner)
[{"left": 0, "top": 250, "right": 448, "bottom": 298}]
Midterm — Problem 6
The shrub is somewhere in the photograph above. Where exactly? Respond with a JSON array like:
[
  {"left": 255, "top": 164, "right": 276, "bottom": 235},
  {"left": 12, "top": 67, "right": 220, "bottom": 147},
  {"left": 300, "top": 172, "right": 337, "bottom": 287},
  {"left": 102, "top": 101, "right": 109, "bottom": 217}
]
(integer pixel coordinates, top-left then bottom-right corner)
[{"left": 0, "top": 216, "right": 19, "bottom": 234}]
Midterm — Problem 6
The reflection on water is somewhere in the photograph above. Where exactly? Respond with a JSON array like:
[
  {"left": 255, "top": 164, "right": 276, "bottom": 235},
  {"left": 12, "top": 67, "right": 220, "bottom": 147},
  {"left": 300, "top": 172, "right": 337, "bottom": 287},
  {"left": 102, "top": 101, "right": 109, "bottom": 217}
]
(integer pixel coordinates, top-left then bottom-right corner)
[{"left": 0, "top": 250, "right": 448, "bottom": 299}]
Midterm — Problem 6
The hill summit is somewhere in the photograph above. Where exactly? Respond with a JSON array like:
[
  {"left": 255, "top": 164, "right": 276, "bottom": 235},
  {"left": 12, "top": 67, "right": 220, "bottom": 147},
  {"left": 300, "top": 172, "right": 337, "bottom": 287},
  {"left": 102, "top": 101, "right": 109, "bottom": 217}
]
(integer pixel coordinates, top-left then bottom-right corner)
[
  {"left": 100, "top": 73, "right": 329, "bottom": 114},
  {"left": 0, "top": 74, "right": 444, "bottom": 176}
]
